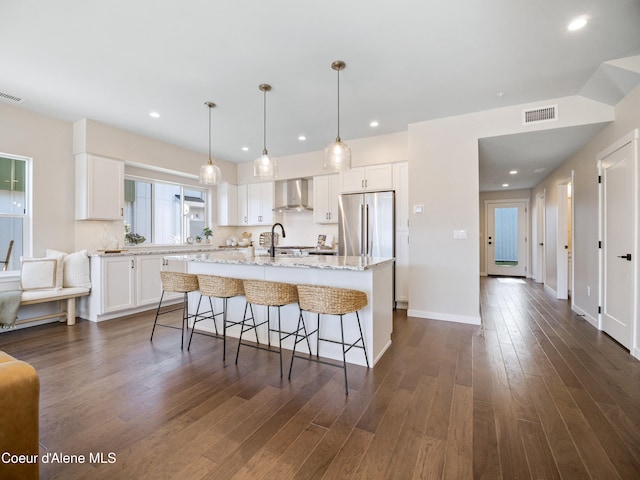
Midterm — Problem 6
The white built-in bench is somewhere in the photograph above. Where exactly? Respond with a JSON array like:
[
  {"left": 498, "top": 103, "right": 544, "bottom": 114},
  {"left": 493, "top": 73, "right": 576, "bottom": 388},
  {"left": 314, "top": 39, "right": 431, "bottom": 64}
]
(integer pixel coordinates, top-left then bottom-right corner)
[
  {"left": 20, "top": 287, "right": 90, "bottom": 326},
  {"left": 16, "top": 249, "right": 91, "bottom": 327}
]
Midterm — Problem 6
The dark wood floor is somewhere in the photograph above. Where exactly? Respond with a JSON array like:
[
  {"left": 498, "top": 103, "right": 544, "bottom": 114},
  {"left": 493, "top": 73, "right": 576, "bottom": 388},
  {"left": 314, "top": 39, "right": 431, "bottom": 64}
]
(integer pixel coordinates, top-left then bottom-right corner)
[{"left": 2, "top": 277, "right": 640, "bottom": 479}]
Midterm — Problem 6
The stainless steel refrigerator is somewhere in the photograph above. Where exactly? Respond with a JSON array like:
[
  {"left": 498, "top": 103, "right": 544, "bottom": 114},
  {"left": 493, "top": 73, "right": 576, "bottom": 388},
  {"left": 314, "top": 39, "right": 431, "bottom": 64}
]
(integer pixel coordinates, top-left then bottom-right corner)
[{"left": 338, "top": 190, "right": 395, "bottom": 258}]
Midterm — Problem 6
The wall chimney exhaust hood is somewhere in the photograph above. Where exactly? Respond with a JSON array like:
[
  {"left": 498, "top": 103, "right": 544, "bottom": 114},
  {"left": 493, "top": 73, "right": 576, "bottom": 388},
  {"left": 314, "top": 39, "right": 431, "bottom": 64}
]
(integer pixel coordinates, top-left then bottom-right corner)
[{"left": 273, "top": 178, "right": 313, "bottom": 212}]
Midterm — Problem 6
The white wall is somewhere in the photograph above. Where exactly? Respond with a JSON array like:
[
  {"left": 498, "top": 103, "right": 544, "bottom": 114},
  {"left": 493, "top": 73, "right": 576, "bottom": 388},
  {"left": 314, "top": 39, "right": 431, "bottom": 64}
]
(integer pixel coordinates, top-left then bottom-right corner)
[
  {"left": 236, "top": 131, "right": 408, "bottom": 184},
  {"left": 0, "top": 103, "right": 75, "bottom": 256},
  {"left": 407, "top": 96, "right": 614, "bottom": 325},
  {"left": 532, "top": 84, "right": 640, "bottom": 326}
]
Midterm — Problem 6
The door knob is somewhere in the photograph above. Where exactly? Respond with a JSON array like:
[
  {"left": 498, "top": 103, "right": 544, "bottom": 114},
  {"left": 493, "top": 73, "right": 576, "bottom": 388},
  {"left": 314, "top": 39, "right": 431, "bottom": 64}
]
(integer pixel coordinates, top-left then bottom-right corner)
[
  {"left": 564, "top": 245, "right": 568, "bottom": 249},
  {"left": 538, "top": 243, "right": 544, "bottom": 246},
  {"left": 617, "top": 253, "right": 632, "bottom": 261}
]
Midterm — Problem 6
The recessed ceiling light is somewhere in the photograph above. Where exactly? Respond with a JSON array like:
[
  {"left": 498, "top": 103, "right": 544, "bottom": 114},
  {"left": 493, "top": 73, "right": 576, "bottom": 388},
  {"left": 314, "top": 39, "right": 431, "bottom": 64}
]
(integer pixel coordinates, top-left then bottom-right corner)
[
  {"left": 298, "top": 135, "right": 306, "bottom": 141},
  {"left": 502, "top": 183, "right": 509, "bottom": 187},
  {"left": 509, "top": 170, "right": 518, "bottom": 175},
  {"left": 568, "top": 17, "right": 587, "bottom": 31},
  {"left": 149, "top": 112, "right": 160, "bottom": 118},
  {"left": 370, "top": 121, "right": 379, "bottom": 127},
  {"left": 241, "top": 146, "right": 249, "bottom": 151}
]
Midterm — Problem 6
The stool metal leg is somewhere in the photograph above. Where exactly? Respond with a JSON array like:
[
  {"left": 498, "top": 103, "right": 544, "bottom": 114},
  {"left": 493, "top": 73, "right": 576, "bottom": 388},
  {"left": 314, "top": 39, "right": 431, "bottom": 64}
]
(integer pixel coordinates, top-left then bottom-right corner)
[
  {"left": 355, "top": 311, "right": 370, "bottom": 368},
  {"left": 150, "top": 291, "right": 166, "bottom": 341},
  {"left": 287, "top": 310, "right": 305, "bottom": 379},
  {"left": 277, "top": 306, "right": 283, "bottom": 377},
  {"left": 339, "top": 314, "right": 349, "bottom": 395}
]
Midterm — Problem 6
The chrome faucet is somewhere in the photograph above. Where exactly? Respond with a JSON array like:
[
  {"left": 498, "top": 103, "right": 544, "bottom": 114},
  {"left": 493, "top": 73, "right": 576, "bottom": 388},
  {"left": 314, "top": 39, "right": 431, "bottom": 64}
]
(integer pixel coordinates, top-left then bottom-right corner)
[{"left": 270, "top": 223, "right": 286, "bottom": 257}]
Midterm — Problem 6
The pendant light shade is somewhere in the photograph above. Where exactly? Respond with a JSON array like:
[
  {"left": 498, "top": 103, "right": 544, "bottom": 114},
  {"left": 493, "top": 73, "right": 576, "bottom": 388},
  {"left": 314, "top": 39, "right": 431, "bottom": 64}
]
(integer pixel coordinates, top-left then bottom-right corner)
[
  {"left": 199, "top": 102, "right": 222, "bottom": 185},
  {"left": 254, "top": 84, "right": 277, "bottom": 179},
  {"left": 324, "top": 60, "right": 351, "bottom": 172}
]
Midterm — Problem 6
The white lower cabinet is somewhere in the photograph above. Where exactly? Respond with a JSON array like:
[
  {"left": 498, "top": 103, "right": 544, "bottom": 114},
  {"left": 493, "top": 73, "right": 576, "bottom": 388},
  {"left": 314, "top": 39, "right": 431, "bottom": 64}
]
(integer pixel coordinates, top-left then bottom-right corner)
[{"left": 83, "top": 253, "right": 186, "bottom": 321}]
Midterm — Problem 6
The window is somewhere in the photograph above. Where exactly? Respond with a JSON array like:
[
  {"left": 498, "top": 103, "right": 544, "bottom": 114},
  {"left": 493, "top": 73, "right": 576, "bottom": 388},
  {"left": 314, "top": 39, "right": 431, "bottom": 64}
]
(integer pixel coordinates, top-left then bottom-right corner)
[
  {"left": 0, "top": 154, "right": 30, "bottom": 271},
  {"left": 124, "top": 177, "right": 208, "bottom": 245}
]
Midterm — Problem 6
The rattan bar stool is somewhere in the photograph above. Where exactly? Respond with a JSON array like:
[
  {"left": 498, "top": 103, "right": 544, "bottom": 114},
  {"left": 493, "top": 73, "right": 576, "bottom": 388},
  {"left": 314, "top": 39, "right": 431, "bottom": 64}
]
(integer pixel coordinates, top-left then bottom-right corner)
[
  {"left": 237, "top": 279, "right": 310, "bottom": 377},
  {"left": 150, "top": 271, "right": 200, "bottom": 349},
  {"left": 289, "top": 285, "right": 369, "bottom": 394},
  {"left": 188, "top": 274, "right": 245, "bottom": 361}
]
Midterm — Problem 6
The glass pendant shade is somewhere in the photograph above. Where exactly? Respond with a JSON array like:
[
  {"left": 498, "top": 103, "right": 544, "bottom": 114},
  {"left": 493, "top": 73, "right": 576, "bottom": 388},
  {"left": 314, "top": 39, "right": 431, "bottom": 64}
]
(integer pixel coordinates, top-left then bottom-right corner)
[
  {"left": 199, "top": 162, "right": 222, "bottom": 185},
  {"left": 254, "top": 152, "right": 277, "bottom": 179},
  {"left": 324, "top": 140, "right": 351, "bottom": 172},
  {"left": 198, "top": 101, "right": 221, "bottom": 185}
]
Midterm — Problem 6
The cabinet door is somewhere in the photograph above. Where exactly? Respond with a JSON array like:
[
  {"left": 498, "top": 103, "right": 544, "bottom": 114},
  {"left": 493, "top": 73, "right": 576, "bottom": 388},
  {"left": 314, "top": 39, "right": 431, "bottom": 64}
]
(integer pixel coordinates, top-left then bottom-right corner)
[
  {"left": 340, "top": 167, "right": 365, "bottom": 193},
  {"left": 217, "top": 182, "right": 238, "bottom": 226},
  {"left": 393, "top": 162, "right": 409, "bottom": 231},
  {"left": 314, "top": 176, "right": 330, "bottom": 223},
  {"left": 247, "top": 183, "right": 262, "bottom": 225},
  {"left": 314, "top": 175, "right": 339, "bottom": 224},
  {"left": 259, "top": 182, "right": 274, "bottom": 225},
  {"left": 395, "top": 232, "right": 409, "bottom": 303},
  {"left": 237, "top": 184, "right": 249, "bottom": 226},
  {"left": 248, "top": 182, "right": 274, "bottom": 225},
  {"left": 102, "top": 256, "right": 135, "bottom": 313},
  {"left": 76, "top": 154, "right": 125, "bottom": 220},
  {"left": 136, "top": 255, "right": 164, "bottom": 307},
  {"left": 364, "top": 164, "right": 393, "bottom": 191}
]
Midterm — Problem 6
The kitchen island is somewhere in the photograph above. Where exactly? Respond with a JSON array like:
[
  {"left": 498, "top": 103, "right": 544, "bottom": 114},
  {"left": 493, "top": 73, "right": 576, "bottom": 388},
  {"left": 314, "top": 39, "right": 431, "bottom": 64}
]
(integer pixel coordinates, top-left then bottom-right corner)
[{"left": 165, "top": 252, "right": 394, "bottom": 367}]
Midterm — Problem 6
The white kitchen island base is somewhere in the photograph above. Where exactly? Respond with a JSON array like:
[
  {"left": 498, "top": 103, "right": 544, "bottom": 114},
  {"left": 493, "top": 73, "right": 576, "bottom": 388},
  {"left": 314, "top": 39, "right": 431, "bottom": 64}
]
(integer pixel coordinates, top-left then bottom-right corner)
[{"left": 175, "top": 253, "right": 394, "bottom": 367}]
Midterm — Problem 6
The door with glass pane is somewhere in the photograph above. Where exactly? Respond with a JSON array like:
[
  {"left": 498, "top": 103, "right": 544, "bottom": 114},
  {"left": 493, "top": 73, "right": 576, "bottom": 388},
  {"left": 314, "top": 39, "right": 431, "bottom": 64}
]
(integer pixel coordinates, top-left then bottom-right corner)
[{"left": 486, "top": 201, "right": 527, "bottom": 276}]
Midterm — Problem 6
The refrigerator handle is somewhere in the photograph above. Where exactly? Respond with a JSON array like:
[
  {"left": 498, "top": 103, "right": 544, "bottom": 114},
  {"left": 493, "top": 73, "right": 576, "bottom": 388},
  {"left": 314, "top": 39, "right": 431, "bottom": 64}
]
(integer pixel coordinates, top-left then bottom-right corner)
[
  {"left": 360, "top": 204, "right": 366, "bottom": 255},
  {"left": 365, "top": 203, "right": 370, "bottom": 255}
]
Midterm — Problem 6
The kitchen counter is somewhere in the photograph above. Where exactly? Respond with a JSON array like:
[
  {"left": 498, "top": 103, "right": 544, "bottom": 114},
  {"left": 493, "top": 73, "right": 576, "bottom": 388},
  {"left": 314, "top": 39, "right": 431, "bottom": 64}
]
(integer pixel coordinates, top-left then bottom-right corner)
[
  {"left": 91, "top": 246, "right": 216, "bottom": 257},
  {"left": 172, "top": 252, "right": 394, "bottom": 367},
  {"left": 165, "top": 251, "right": 392, "bottom": 271}
]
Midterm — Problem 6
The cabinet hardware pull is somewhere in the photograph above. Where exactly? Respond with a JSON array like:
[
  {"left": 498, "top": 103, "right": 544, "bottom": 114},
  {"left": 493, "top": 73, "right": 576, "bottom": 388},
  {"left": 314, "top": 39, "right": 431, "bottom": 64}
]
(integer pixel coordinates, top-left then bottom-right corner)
[
  {"left": 131, "top": 260, "right": 134, "bottom": 269},
  {"left": 617, "top": 253, "right": 632, "bottom": 261},
  {"left": 121, "top": 208, "right": 123, "bottom": 216}
]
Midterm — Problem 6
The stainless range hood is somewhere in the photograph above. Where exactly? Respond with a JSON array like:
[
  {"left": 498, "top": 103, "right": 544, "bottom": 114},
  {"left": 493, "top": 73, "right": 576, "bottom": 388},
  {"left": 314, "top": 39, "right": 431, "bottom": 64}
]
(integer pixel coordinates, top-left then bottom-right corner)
[{"left": 273, "top": 178, "right": 313, "bottom": 212}]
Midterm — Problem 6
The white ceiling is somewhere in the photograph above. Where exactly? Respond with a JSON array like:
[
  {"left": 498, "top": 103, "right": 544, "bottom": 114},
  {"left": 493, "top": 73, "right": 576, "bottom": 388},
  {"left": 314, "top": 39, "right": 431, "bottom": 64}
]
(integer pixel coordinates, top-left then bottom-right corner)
[{"left": 1, "top": 0, "right": 640, "bottom": 189}]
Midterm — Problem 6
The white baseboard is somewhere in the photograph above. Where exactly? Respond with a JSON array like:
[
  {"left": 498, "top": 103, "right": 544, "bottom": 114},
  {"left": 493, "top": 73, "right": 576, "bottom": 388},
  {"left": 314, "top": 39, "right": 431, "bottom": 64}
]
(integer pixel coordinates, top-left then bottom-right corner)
[
  {"left": 407, "top": 309, "right": 481, "bottom": 325},
  {"left": 544, "top": 284, "right": 557, "bottom": 298},
  {"left": 633, "top": 348, "right": 640, "bottom": 361},
  {"left": 572, "top": 304, "right": 598, "bottom": 328}
]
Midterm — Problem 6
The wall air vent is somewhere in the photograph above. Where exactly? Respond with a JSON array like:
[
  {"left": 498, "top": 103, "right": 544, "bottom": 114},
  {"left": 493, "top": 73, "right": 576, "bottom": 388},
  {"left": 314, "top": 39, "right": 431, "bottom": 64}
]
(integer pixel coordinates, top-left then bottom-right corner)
[
  {"left": 522, "top": 104, "right": 557, "bottom": 125},
  {"left": 0, "top": 91, "right": 25, "bottom": 105}
]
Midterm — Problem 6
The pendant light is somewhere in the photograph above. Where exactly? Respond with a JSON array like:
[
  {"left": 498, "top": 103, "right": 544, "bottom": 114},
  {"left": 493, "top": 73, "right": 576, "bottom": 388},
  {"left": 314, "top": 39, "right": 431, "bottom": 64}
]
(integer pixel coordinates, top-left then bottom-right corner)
[
  {"left": 198, "top": 101, "right": 222, "bottom": 185},
  {"left": 324, "top": 60, "right": 351, "bottom": 172},
  {"left": 254, "top": 83, "right": 277, "bottom": 179}
]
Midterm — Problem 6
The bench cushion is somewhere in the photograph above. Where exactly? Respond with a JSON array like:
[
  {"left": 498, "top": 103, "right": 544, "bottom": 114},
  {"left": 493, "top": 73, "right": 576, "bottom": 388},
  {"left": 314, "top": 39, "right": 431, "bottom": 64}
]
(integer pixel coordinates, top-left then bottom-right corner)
[
  {"left": 21, "top": 287, "right": 90, "bottom": 304},
  {"left": 46, "top": 249, "right": 91, "bottom": 289}
]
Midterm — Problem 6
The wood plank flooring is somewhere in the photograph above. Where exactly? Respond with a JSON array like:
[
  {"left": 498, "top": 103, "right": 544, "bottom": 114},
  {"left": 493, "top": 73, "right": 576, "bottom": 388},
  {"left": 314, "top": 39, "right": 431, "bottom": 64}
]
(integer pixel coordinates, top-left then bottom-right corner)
[{"left": 1, "top": 277, "right": 640, "bottom": 478}]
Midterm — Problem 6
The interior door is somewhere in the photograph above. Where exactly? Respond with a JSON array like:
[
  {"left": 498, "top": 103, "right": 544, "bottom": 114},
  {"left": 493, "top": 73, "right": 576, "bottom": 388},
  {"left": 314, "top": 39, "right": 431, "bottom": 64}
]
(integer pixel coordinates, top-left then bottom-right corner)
[
  {"left": 535, "top": 192, "right": 546, "bottom": 284},
  {"left": 486, "top": 201, "right": 527, "bottom": 276},
  {"left": 600, "top": 139, "right": 635, "bottom": 349}
]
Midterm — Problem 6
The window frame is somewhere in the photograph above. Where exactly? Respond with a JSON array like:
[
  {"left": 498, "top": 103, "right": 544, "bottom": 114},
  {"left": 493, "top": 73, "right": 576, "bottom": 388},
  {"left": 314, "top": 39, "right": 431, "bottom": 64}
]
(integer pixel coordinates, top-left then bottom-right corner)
[
  {"left": 124, "top": 174, "right": 210, "bottom": 246},
  {"left": 0, "top": 152, "right": 32, "bottom": 273}
]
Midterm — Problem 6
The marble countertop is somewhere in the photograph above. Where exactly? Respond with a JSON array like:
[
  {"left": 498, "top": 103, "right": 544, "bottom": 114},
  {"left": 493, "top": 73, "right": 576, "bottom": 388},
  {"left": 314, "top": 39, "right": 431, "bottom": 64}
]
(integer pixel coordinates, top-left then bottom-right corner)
[
  {"left": 92, "top": 246, "right": 216, "bottom": 257},
  {"left": 165, "top": 252, "right": 394, "bottom": 271}
]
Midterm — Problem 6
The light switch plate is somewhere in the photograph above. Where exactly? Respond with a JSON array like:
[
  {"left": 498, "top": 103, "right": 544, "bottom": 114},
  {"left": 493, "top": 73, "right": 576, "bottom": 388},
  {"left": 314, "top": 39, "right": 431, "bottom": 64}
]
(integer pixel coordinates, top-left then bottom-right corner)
[
  {"left": 413, "top": 204, "right": 424, "bottom": 214},
  {"left": 453, "top": 229, "right": 467, "bottom": 239}
]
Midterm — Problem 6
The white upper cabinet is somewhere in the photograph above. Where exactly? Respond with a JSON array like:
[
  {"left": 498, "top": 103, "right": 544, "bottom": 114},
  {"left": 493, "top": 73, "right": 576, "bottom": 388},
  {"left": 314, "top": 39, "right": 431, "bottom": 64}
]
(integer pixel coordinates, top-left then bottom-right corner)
[
  {"left": 340, "top": 164, "right": 393, "bottom": 192},
  {"left": 238, "top": 182, "right": 274, "bottom": 226},
  {"left": 217, "top": 182, "right": 238, "bottom": 226},
  {"left": 237, "top": 184, "right": 249, "bottom": 226},
  {"left": 313, "top": 174, "right": 339, "bottom": 224},
  {"left": 76, "top": 153, "right": 124, "bottom": 220}
]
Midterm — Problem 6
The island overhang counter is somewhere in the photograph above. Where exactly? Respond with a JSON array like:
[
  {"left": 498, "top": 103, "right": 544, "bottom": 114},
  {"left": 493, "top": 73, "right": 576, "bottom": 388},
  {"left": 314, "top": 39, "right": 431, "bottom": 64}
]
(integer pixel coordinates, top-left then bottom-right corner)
[{"left": 164, "top": 252, "right": 394, "bottom": 367}]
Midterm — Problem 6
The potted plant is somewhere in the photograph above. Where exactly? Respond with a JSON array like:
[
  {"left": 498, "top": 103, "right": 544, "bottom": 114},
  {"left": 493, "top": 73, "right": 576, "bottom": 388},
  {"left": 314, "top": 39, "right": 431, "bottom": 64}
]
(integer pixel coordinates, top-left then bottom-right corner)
[
  {"left": 195, "top": 236, "right": 202, "bottom": 244},
  {"left": 201, "top": 227, "right": 213, "bottom": 244}
]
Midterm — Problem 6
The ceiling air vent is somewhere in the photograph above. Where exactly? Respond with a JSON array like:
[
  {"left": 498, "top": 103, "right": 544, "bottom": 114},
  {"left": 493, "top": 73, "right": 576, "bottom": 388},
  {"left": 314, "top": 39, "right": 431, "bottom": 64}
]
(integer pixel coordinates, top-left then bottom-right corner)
[
  {"left": 0, "top": 91, "right": 25, "bottom": 105},
  {"left": 523, "top": 104, "right": 557, "bottom": 125}
]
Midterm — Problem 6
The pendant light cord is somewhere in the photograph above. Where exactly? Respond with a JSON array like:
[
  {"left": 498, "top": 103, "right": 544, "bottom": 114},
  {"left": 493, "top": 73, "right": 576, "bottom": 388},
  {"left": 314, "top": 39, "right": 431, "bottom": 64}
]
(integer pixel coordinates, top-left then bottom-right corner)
[
  {"left": 336, "top": 67, "right": 341, "bottom": 142},
  {"left": 263, "top": 88, "right": 268, "bottom": 155},
  {"left": 208, "top": 104, "right": 213, "bottom": 165}
]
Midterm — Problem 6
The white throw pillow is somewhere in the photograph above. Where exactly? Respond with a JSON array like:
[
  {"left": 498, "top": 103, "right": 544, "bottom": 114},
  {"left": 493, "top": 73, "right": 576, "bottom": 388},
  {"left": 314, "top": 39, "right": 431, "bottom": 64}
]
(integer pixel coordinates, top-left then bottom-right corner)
[
  {"left": 46, "top": 249, "right": 91, "bottom": 288},
  {"left": 21, "top": 257, "right": 64, "bottom": 290}
]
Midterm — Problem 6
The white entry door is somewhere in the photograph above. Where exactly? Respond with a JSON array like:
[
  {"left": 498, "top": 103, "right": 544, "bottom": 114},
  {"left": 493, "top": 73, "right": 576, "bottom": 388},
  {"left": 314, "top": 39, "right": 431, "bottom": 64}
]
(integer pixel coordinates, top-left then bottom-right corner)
[
  {"left": 600, "top": 135, "right": 636, "bottom": 349},
  {"left": 486, "top": 201, "right": 527, "bottom": 276}
]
